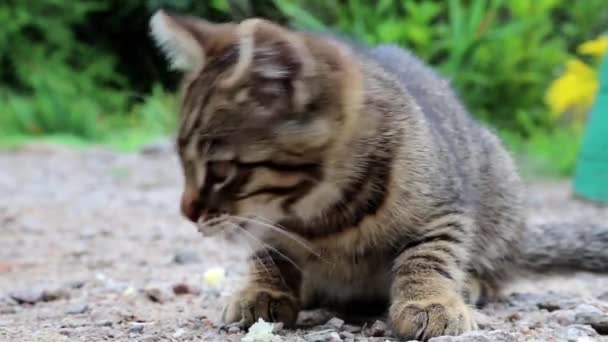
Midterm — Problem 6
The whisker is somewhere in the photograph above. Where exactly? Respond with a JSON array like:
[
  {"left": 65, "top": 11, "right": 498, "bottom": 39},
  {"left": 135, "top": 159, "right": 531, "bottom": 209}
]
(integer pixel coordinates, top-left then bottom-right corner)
[
  {"left": 197, "top": 216, "right": 223, "bottom": 227},
  {"left": 227, "top": 221, "right": 303, "bottom": 273},
  {"left": 224, "top": 221, "right": 273, "bottom": 277},
  {"left": 197, "top": 215, "right": 232, "bottom": 236},
  {"left": 237, "top": 215, "right": 333, "bottom": 266},
  {"left": 231, "top": 215, "right": 321, "bottom": 258}
]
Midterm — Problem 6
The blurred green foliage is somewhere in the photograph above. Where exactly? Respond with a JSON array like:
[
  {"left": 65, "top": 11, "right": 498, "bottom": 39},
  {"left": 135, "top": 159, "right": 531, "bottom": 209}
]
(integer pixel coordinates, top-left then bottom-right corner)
[
  {"left": 0, "top": 1, "right": 126, "bottom": 139},
  {"left": 1, "top": 0, "right": 607, "bottom": 175},
  {"left": 274, "top": 0, "right": 608, "bottom": 135}
]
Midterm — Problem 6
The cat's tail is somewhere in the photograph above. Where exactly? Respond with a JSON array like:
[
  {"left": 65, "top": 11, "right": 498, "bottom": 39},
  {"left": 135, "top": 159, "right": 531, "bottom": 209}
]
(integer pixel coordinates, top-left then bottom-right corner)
[{"left": 519, "top": 223, "right": 608, "bottom": 273}]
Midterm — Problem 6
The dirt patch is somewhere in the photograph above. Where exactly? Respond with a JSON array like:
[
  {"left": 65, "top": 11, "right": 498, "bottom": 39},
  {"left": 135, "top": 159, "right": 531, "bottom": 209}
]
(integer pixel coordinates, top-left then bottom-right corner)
[{"left": 1, "top": 142, "right": 608, "bottom": 341}]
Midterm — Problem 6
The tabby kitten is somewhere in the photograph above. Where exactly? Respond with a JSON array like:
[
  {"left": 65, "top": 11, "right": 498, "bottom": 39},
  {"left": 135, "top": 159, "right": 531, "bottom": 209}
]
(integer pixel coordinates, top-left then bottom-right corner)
[{"left": 150, "top": 11, "right": 608, "bottom": 340}]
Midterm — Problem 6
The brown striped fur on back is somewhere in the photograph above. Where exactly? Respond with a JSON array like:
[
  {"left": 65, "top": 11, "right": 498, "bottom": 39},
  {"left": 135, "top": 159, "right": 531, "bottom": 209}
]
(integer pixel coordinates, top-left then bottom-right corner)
[{"left": 150, "top": 11, "right": 608, "bottom": 340}]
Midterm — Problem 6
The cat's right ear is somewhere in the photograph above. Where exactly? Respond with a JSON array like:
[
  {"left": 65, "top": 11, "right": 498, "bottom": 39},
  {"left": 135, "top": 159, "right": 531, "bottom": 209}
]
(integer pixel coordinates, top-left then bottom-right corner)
[
  {"left": 150, "top": 10, "right": 203, "bottom": 71},
  {"left": 149, "top": 10, "right": 234, "bottom": 72}
]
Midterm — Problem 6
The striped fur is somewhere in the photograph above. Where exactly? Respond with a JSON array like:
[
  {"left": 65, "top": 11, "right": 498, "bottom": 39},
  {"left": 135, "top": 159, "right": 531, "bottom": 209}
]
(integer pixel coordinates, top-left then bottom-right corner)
[{"left": 151, "top": 12, "right": 608, "bottom": 340}]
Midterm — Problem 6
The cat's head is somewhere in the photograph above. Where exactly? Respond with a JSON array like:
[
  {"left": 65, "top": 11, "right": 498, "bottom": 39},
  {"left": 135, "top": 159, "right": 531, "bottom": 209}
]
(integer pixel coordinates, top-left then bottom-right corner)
[{"left": 150, "top": 11, "right": 363, "bottom": 236}]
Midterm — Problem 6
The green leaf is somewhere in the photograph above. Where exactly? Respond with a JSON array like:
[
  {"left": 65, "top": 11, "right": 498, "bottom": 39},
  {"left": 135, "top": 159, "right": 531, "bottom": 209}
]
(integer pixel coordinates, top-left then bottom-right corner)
[{"left": 272, "top": 0, "right": 326, "bottom": 30}]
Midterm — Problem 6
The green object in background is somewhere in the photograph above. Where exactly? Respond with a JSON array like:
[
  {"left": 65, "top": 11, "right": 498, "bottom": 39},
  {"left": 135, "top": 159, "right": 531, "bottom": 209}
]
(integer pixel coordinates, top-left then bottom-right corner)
[{"left": 574, "top": 55, "right": 608, "bottom": 203}]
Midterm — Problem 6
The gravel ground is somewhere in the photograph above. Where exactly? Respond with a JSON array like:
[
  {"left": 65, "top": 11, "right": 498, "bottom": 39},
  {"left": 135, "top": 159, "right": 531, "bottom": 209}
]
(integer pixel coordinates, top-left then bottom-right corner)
[{"left": 1, "top": 141, "right": 608, "bottom": 342}]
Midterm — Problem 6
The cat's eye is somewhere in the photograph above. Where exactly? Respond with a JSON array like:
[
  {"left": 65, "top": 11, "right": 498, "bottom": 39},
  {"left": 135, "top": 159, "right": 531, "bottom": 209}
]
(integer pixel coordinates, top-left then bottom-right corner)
[{"left": 208, "top": 160, "right": 233, "bottom": 181}]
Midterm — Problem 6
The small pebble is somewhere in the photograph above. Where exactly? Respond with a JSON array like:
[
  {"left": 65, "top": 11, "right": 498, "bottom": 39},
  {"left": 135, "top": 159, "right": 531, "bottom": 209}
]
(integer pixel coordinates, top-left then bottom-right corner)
[
  {"left": 123, "top": 286, "right": 137, "bottom": 297},
  {"left": 1, "top": 296, "right": 17, "bottom": 306},
  {"left": 201, "top": 318, "right": 216, "bottom": 328},
  {"left": 173, "top": 250, "right": 201, "bottom": 265},
  {"left": 538, "top": 300, "right": 562, "bottom": 312},
  {"left": 95, "top": 273, "right": 129, "bottom": 292},
  {"left": 342, "top": 324, "right": 361, "bottom": 333},
  {"left": 325, "top": 331, "right": 342, "bottom": 341},
  {"left": 487, "top": 331, "right": 518, "bottom": 342},
  {"left": 339, "top": 331, "right": 355, "bottom": 339},
  {"left": 368, "top": 320, "right": 387, "bottom": 337},
  {"left": 41, "top": 288, "right": 70, "bottom": 302},
  {"left": 529, "top": 319, "right": 544, "bottom": 329},
  {"left": 575, "top": 311, "right": 608, "bottom": 335},
  {"left": 173, "top": 328, "right": 187, "bottom": 338},
  {"left": 548, "top": 309, "right": 577, "bottom": 326},
  {"left": 298, "top": 309, "right": 333, "bottom": 326},
  {"left": 65, "top": 303, "right": 88, "bottom": 315},
  {"left": 430, "top": 331, "right": 497, "bottom": 342},
  {"left": 0, "top": 307, "right": 16, "bottom": 315},
  {"left": 304, "top": 329, "right": 335, "bottom": 342},
  {"left": 144, "top": 287, "right": 171, "bottom": 303},
  {"left": 574, "top": 304, "right": 603, "bottom": 316},
  {"left": 0, "top": 261, "right": 15, "bottom": 273},
  {"left": 59, "top": 329, "right": 72, "bottom": 337},
  {"left": 140, "top": 335, "right": 161, "bottom": 342},
  {"left": 9, "top": 288, "right": 43, "bottom": 304},
  {"left": 507, "top": 312, "right": 521, "bottom": 322},
  {"left": 172, "top": 283, "right": 201, "bottom": 296},
  {"left": 66, "top": 280, "right": 85, "bottom": 289},
  {"left": 227, "top": 326, "right": 241, "bottom": 334},
  {"left": 129, "top": 324, "right": 145, "bottom": 334},
  {"left": 9, "top": 287, "right": 69, "bottom": 304},
  {"left": 305, "top": 335, "right": 326, "bottom": 342},
  {"left": 326, "top": 317, "right": 345, "bottom": 331},
  {"left": 96, "top": 320, "right": 113, "bottom": 327},
  {"left": 554, "top": 324, "right": 598, "bottom": 341},
  {"left": 455, "top": 331, "right": 491, "bottom": 341}
]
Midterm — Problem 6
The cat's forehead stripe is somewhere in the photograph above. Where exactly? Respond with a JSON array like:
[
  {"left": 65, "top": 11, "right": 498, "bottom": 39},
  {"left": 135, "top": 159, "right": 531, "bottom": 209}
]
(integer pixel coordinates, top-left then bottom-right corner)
[{"left": 178, "top": 76, "right": 215, "bottom": 144}]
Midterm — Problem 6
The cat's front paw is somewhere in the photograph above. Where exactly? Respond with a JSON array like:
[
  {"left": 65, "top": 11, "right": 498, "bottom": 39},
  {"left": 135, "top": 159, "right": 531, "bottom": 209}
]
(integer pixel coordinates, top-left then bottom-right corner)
[
  {"left": 389, "top": 293, "right": 476, "bottom": 341},
  {"left": 222, "top": 287, "right": 299, "bottom": 328}
]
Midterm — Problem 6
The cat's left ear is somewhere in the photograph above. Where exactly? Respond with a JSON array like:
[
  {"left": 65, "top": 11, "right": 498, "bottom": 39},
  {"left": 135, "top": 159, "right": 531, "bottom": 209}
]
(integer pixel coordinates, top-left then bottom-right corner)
[
  {"left": 149, "top": 10, "right": 235, "bottom": 72},
  {"left": 223, "top": 18, "right": 320, "bottom": 110}
]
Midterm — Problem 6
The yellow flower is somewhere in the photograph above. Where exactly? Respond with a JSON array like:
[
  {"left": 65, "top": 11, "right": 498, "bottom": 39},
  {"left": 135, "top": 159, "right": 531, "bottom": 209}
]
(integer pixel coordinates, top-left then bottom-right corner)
[
  {"left": 545, "top": 58, "right": 598, "bottom": 119},
  {"left": 577, "top": 35, "right": 608, "bottom": 58}
]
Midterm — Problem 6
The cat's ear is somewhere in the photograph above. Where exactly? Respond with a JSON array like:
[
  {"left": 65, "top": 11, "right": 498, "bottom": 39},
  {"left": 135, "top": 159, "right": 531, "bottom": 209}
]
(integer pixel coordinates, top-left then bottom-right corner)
[
  {"left": 221, "top": 18, "right": 319, "bottom": 110},
  {"left": 149, "top": 10, "right": 234, "bottom": 72}
]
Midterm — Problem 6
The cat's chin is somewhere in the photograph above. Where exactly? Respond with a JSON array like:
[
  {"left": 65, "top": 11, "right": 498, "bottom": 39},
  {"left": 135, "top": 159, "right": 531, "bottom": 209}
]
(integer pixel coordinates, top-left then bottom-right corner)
[
  {"left": 196, "top": 216, "right": 229, "bottom": 237},
  {"left": 196, "top": 225, "right": 222, "bottom": 237},
  {"left": 195, "top": 216, "right": 251, "bottom": 242},
  {"left": 196, "top": 223, "right": 241, "bottom": 243}
]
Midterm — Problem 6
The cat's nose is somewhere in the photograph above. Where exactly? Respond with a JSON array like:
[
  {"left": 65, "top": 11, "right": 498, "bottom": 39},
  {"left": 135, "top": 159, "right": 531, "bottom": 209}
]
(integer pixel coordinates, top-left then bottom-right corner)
[
  {"left": 180, "top": 190, "right": 202, "bottom": 222},
  {"left": 181, "top": 189, "right": 226, "bottom": 222}
]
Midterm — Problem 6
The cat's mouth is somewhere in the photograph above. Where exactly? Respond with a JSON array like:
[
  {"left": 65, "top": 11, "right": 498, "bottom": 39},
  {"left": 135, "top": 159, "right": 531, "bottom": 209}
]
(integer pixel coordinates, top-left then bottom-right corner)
[
  {"left": 198, "top": 209, "right": 220, "bottom": 222},
  {"left": 195, "top": 210, "right": 250, "bottom": 237},
  {"left": 196, "top": 211, "right": 227, "bottom": 236}
]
